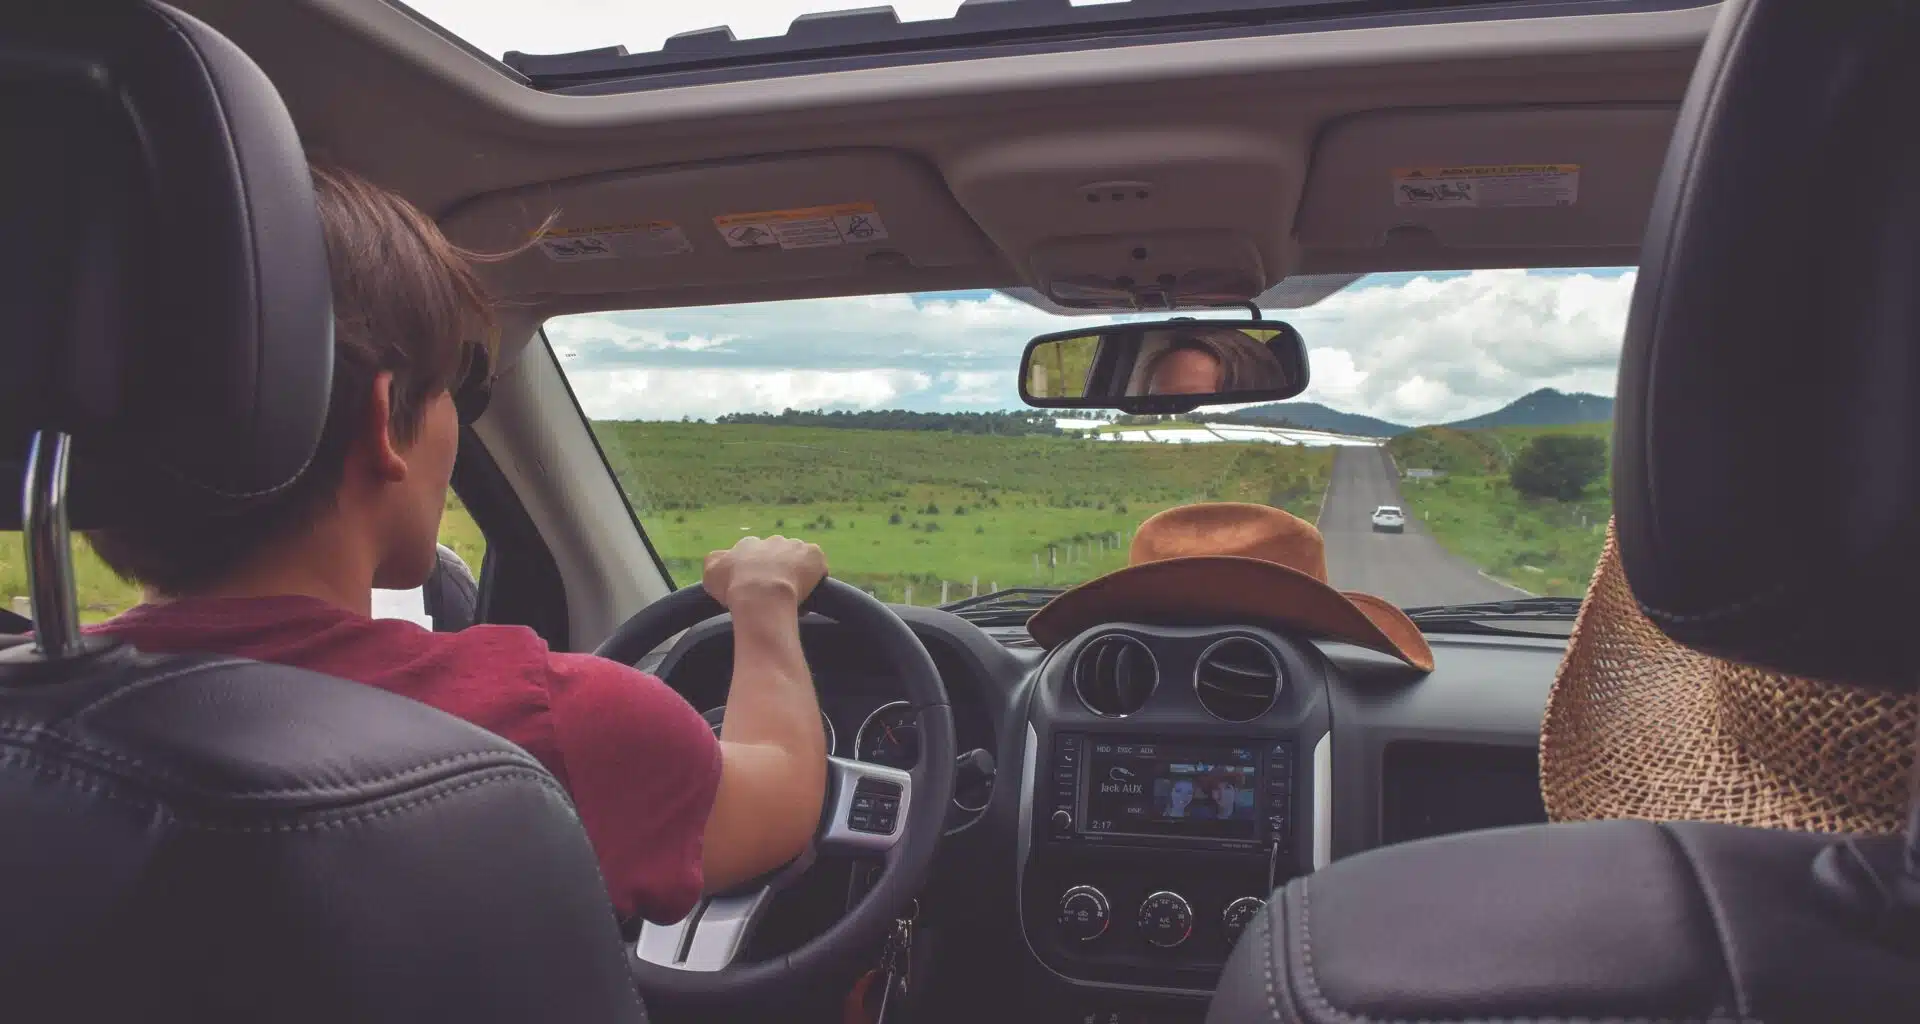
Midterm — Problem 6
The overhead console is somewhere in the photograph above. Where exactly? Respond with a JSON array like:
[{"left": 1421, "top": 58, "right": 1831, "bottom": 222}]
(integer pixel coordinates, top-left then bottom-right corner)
[
  {"left": 438, "top": 148, "right": 999, "bottom": 302},
  {"left": 1018, "top": 624, "right": 1328, "bottom": 995},
  {"left": 944, "top": 128, "right": 1302, "bottom": 310}
]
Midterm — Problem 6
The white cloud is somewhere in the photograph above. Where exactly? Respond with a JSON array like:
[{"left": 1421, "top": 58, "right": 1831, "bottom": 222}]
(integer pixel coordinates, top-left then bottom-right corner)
[
  {"left": 938, "top": 371, "right": 1010, "bottom": 405},
  {"left": 1286, "top": 269, "right": 1636, "bottom": 423},
  {"left": 540, "top": 269, "right": 1635, "bottom": 425},
  {"left": 566, "top": 367, "right": 931, "bottom": 420}
]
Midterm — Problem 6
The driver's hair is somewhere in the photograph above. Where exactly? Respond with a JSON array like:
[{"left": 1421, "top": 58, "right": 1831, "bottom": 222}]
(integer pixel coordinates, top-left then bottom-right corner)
[
  {"left": 1145, "top": 334, "right": 1273, "bottom": 391},
  {"left": 87, "top": 163, "right": 500, "bottom": 597}
]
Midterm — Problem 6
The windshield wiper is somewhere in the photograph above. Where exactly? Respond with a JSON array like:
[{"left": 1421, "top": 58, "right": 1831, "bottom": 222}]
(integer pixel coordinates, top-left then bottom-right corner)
[
  {"left": 1402, "top": 596, "right": 1584, "bottom": 620},
  {"left": 1399, "top": 596, "right": 1584, "bottom": 636},
  {"left": 940, "top": 587, "right": 1065, "bottom": 626}
]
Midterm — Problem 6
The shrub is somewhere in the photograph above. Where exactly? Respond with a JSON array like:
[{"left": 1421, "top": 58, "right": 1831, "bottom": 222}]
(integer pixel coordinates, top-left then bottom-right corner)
[{"left": 1510, "top": 435, "right": 1607, "bottom": 502}]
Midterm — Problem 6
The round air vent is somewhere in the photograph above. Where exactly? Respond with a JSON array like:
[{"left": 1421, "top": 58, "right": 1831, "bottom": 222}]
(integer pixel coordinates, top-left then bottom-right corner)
[
  {"left": 1072, "top": 634, "right": 1158, "bottom": 717},
  {"left": 1193, "top": 637, "right": 1283, "bottom": 722}
]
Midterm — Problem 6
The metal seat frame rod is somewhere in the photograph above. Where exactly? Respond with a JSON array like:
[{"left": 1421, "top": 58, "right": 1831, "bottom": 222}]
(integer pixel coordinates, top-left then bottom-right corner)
[{"left": 21, "top": 430, "right": 80, "bottom": 658}]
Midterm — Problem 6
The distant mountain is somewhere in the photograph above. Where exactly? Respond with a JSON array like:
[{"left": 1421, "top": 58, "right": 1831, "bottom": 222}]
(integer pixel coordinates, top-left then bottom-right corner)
[
  {"left": 1441, "top": 389, "right": 1614, "bottom": 430},
  {"left": 1223, "top": 402, "right": 1411, "bottom": 438}
]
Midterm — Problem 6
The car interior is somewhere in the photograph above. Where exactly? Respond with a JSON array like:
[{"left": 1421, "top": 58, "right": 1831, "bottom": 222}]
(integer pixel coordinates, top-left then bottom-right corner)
[{"left": 3, "top": 1, "right": 1918, "bottom": 1022}]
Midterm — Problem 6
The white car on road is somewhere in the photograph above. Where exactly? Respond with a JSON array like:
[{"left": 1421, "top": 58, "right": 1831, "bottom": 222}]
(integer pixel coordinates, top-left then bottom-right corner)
[{"left": 1371, "top": 505, "right": 1406, "bottom": 533}]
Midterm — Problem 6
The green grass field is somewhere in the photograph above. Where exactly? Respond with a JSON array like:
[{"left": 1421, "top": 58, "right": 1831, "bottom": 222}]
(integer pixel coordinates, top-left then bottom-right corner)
[
  {"left": 4, "top": 424, "right": 1329, "bottom": 620},
  {"left": 1390, "top": 422, "right": 1611, "bottom": 597},
  {"left": 594, "top": 421, "right": 1332, "bottom": 601}
]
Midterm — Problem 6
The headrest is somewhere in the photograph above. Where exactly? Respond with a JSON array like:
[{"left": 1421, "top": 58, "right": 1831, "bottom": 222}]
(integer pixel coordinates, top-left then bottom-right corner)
[
  {"left": 0, "top": 3, "right": 332, "bottom": 529},
  {"left": 1614, "top": 0, "right": 1920, "bottom": 693}
]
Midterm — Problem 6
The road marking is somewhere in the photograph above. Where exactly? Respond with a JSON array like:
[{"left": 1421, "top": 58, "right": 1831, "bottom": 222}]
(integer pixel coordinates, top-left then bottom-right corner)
[{"left": 1478, "top": 570, "right": 1536, "bottom": 597}]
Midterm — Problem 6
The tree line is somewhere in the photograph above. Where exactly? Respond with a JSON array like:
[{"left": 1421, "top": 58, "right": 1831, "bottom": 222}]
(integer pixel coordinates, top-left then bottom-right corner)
[{"left": 712, "top": 408, "right": 1062, "bottom": 436}]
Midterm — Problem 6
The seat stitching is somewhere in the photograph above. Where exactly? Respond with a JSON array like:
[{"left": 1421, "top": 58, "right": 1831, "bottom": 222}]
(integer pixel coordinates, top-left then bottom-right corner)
[
  {"left": 77, "top": 657, "right": 255, "bottom": 715},
  {"left": 1657, "top": 824, "right": 1750, "bottom": 1019},
  {"left": 1291, "top": 880, "right": 1757, "bottom": 1024},
  {"left": 0, "top": 723, "right": 544, "bottom": 801},
  {"left": 1262, "top": 900, "right": 1283, "bottom": 1022},
  {"left": 1, "top": 747, "right": 570, "bottom": 830}
]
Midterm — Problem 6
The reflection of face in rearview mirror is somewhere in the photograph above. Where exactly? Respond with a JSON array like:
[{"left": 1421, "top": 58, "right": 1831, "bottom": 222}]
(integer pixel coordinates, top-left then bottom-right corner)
[
  {"left": 1144, "top": 344, "right": 1224, "bottom": 396},
  {"left": 1019, "top": 319, "right": 1309, "bottom": 412}
]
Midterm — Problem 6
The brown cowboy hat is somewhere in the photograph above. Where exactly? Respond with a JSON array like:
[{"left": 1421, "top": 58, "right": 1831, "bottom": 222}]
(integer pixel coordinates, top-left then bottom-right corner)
[
  {"left": 1027, "top": 502, "right": 1434, "bottom": 672},
  {"left": 1541, "top": 520, "right": 1917, "bottom": 833}
]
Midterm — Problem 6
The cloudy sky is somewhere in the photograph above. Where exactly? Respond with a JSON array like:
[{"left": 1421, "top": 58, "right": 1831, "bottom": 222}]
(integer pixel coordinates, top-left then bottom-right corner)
[
  {"left": 406, "top": 1, "right": 1139, "bottom": 59},
  {"left": 403, "top": 2, "right": 1638, "bottom": 426},
  {"left": 548, "top": 269, "right": 1634, "bottom": 426}
]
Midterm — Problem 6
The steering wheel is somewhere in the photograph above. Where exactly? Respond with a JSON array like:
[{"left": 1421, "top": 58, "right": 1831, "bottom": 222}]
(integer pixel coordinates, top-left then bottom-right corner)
[{"left": 594, "top": 578, "right": 956, "bottom": 1009}]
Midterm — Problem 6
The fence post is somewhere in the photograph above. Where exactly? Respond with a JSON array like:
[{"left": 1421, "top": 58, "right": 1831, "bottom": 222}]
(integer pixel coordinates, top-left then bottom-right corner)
[
  {"left": 990, "top": 581, "right": 997, "bottom": 593},
  {"left": 971, "top": 576, "right": 979, "bottom": 598},
  {"left": 941, "top": 580, "right": 950, "bottom": 604},
  {"left": 905, "top": 584, "right": 913, "bottom": 606}
]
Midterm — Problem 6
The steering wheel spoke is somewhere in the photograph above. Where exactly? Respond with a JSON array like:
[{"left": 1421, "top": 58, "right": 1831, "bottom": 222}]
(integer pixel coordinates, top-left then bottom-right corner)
[
  {"left": 601, "top": 578, "right": 953, "bottom": 1005},
  {"left": 635, "top": 886, "right": 775, "bottom": 972},
  {"left": 819, "top": 755, "right": 913, "bottom": 856}
]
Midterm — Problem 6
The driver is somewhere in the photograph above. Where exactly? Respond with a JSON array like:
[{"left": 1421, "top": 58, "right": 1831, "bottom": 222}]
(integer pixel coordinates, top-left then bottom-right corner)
[
  {"left": 1143, "top": 338, "right": 1225, "bottom": 396},
  {"left": 83, "top": 164, "right": 828, "bottom": 928}
]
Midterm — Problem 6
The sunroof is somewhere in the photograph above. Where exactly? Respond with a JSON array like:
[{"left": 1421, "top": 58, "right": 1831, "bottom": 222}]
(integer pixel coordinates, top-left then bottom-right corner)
[{"left": 401, "top": 0, "right": 1705, "bottom": 94}]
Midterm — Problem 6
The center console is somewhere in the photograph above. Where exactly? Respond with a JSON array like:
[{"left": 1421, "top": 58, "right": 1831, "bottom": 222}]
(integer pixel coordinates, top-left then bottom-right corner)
[{"left": 1018, "top": 625, "right": 1329, "bottom": 996}]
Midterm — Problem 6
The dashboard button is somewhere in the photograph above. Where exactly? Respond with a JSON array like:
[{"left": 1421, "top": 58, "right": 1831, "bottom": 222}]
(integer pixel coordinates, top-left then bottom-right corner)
[
  {"left": 1057, "top": 885, "right": 1111, "bottom": 942},
  {"left": 1051, "top": 809, "right": 1074, "bottom": 834},
  {"left": 1137, "top": 891, "right": 1194, "bottom": 948},
  {"left": 1222, "top": 896, "right": 1266, "bottom": 944}
]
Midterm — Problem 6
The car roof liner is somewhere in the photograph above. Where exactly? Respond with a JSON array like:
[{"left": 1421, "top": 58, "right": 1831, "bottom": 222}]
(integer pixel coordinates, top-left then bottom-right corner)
[{"left": 499, "top": 0, "right": 1706, "bottom": 93}]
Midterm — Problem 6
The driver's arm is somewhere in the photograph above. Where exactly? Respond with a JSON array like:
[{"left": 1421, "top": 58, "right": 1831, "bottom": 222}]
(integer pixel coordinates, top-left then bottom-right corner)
[{"left": 699, "top": 536, "right": 831, "bottom": 890}]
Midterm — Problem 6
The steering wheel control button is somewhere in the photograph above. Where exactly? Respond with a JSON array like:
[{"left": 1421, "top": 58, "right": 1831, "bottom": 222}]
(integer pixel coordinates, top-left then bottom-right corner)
[
  {"left": 1222, "top": 896, "right": 1266, "bottom": 944},
  {"left": 850, "top": 778, "right": 903, "bottom": 834},
  {"left": 1138, "top": 891, "right": 1194, "bottom": 948},
  {"left": 1057, "top": 885, "right": 1111, "bottom": 942}
]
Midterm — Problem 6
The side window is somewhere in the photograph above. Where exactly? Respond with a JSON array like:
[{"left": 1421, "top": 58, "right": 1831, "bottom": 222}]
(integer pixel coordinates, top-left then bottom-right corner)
[
  {"left": 2, "top": 535, "right": 142, "bottom": 626},
  {"left": 2, "top": 490, "right": 488, "bottom": 630}
]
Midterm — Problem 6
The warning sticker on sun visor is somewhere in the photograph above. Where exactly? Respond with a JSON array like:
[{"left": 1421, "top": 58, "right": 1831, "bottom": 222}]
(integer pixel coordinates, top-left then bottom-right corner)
[
  {"left": 538, "top": 221, "right": 693, "bottom": 262},
  {"left": 1392, "top": 165, "right": 1580, "bottom": 209},
  {"left": 714, "top": 202, "right": 890, "bottom": 250}
]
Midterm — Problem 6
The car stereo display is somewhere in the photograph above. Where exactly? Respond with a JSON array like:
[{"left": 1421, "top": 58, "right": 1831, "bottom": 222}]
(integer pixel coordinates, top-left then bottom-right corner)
[{"left": 1082, "top": 739, "right": 1261, "bottom": 841}]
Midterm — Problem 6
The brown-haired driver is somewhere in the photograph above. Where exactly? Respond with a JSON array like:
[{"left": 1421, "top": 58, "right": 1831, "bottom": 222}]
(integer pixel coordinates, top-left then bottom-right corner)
[{"left": 86, "top": 165, "right": 827, "bottom": 927}]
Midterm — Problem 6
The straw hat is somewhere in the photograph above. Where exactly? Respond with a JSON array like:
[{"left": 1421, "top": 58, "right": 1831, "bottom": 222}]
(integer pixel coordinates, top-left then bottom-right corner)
[
  {"left": 1027, "top": 503, "right": 1434, "bottom": 672},
  {"left": 1541, "top": 520, "right": 1917, "bottom": 833}
]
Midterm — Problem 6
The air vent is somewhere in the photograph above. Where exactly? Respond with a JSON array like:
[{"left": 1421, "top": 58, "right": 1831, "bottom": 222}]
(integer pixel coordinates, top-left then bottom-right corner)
[
  {"left": 1072, "top": 634, "right": 1158, "bottom": 717},
  {"left": 1193, "top": 638, "right": 1283, "bottom": 722}
]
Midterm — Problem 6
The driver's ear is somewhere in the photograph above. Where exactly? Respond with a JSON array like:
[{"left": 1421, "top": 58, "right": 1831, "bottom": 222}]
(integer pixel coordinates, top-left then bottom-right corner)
[{"left": 359, "top": 370, "right": 409, "bottom": 483}]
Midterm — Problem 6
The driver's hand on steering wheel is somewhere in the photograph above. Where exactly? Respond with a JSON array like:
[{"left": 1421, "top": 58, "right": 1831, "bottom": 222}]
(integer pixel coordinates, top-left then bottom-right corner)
[{"left": 703, "top": 535, "right": 828, "bottom": 609}]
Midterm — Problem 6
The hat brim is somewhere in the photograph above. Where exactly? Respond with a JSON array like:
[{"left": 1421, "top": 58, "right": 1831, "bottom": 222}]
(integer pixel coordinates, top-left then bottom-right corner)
[
  {"left": 1541, "top": 526, "right": 1916, "bottom": 834},
  {"left": 1027, "top": 556, "right": 1435, "bottom": 673}
]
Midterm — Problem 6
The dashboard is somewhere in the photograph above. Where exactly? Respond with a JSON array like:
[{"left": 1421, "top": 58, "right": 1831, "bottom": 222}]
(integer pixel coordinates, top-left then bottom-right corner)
[{"left": 647, "top": 604, "right": 1563, "bottom": 1023}]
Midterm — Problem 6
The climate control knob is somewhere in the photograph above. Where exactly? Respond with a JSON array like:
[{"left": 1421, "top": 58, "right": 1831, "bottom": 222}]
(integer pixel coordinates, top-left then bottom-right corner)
[
  {"left": 1138, "top": 891, "right": 1194, "bottom": 948},
  {"left": 1057, "top": 885, "right": 1111, "bottom": 942},
  {"left": 1051, "top": 809, "right": 1074, "bottom": 834},
  {"left": 1222, "top": 896, "right": 1266, "bottom": 944}
]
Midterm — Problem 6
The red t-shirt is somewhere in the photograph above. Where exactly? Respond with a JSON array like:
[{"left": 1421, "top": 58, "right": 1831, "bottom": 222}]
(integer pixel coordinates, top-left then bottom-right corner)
[{"left": 91, "top": 596, "right": 722, "bottom": 925}]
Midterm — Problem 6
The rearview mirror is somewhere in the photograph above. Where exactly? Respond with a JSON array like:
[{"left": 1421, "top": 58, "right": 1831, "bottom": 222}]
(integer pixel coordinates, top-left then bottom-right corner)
[{"left": 1018, "top": 319, "right": 1310, "bottom": 414}]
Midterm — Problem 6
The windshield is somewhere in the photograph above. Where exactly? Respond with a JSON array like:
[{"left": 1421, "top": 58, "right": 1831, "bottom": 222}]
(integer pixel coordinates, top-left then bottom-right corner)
[{"left": 550, "top": 269, "right": 1632, "bottom": 614}]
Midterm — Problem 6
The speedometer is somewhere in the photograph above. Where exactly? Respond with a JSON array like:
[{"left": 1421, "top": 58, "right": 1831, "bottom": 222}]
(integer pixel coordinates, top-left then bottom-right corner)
[
  {"left": 855, "top": 701, "right": 920, "bottom": 769},
  {"left": 701, "top": 705, "right": 837, "bottom": 757}
]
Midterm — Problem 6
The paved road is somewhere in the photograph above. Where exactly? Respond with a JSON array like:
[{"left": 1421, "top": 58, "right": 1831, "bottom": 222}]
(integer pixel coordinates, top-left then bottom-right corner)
[{"left": 1318, "top": 447, "right": 1530, "bottom": 607}]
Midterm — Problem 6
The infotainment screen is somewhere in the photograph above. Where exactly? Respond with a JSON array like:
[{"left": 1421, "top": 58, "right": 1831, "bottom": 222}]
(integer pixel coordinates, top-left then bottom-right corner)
[{"left": 1082, "top": 739, "right": 1261, "bottom": 841}]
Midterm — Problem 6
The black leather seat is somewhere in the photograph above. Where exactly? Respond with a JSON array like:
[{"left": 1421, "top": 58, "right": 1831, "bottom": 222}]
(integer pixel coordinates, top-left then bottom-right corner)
[
  {"left": 0, "top": 6, "right": 644, "bottom": 1021},
  {"left": 1208, "top": 2, "right": 1920, "bottom": 1020}
]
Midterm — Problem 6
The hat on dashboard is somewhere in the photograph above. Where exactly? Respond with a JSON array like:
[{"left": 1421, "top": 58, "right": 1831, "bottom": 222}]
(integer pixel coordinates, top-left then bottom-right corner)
[
  {"left": 1540, "top": 520, "right": 1916, "bottom": 834},
  {"left": 1027, "top": 502, "right": 1434, "bottom": 672}
]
